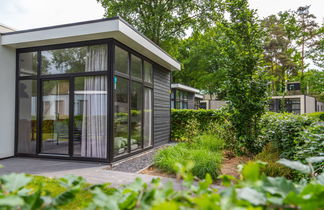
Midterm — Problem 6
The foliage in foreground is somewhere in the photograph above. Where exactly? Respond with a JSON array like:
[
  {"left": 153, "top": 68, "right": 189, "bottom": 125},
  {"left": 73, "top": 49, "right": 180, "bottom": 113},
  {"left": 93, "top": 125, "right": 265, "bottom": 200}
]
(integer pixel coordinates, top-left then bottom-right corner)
[
  {"left": 154, "top": 134, "right": 224, "bottom": 179},
  {"left": 1, "top": 158, "right": 324, "bottom": 209}
]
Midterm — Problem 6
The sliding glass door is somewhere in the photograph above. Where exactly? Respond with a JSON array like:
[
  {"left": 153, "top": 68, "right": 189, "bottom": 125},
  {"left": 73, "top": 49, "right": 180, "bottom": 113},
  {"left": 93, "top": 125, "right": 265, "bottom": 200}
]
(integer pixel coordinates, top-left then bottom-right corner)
[{"left": 41, "top": 79, "right": 70, "bottom": 155}]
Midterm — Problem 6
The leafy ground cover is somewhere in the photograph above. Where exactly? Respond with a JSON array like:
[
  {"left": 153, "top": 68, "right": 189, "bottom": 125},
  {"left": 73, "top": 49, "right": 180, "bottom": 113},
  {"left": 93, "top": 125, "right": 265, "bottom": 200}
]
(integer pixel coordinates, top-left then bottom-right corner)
[{"left": 1, "top": 158, "right": 324, "bottom": 209}]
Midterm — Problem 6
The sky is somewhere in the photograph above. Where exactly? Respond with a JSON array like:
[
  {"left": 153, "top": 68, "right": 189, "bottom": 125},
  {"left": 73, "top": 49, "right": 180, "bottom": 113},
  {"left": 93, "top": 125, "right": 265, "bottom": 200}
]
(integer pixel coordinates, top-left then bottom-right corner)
[{"left": 0, "top": 0, "right": 323, "bottom": 30}]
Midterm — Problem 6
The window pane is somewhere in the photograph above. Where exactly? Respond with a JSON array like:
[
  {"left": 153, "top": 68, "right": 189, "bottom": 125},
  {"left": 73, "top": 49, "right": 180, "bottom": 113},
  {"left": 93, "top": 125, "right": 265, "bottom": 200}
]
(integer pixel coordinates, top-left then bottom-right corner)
[
  {"left": 41, "top": 80, "right": 69, "bottom": 154},
  {"left": 143, "top": 88, "right": 152, "bottom": 148},
  {"left": 41, "top": 45, "right": 107, "bottom": 75},
  {"left": 19, "top": 52, "right": 37, "bottom": 76},
  {"left": 144, "top": 61, "right": 152, "bottom": 83},
  {"left": 131, "top": 55, "right": 142, "bottom": 79},
  {"left": 131, "top": 81, "right": 142, "bottom": 151},
  {"left": 114, "top": 76, "right": 129, "bottom": 156},
  {"left": 74, "top": 76, "right": 107, "bottom": 158},
  {"left": 115, "top": 46, "right": 129, "bottom": 74},
  {"left": 17, "top": 80, "right": 37, "bottom": 154}
]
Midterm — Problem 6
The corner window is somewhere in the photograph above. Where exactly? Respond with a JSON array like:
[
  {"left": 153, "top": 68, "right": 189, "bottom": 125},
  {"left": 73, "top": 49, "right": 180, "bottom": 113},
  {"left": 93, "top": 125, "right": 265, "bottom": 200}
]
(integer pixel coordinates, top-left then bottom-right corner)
[
  {"left": 131, "top": 55, "right": 142, "bottom": 79},
  {"left": 115, "top": 46, "right": 129, "bottom": 74},
  {"left": 144, "top": 61, "right": 153, "bottom": 83}
]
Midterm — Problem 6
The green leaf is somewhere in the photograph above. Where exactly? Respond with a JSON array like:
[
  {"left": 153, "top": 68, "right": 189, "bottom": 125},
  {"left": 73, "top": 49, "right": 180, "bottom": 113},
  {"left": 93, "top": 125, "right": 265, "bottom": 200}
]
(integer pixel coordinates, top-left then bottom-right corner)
[
  {"left": 263, "top": 177, "right": 297, "bottom": 198},
  {"left": 306, "top": 156, "right": 324, "bottom": 164},
  {"left": 277, "top": 159, "right": 311, "bottom": 174},
  {"left": 53, "top": 188, "right": 79, "bottom": 206},
  {"left": 316, "top": 173, "right": 324, "bottom": 185},
  {"left": 1, "top": 173, "right": 32, "bottom": 192},
  {"left": 242, "top": 162, "right": 261, "bottom": 182},
  {"left": 218, "top": 175, "right": 236, "bottom": 187},
  {"left": 236, "top": 187, "right": 266, "bottom": 205},
  {"left": 0, "top": 195, "right": 24, "bottom": 207}
]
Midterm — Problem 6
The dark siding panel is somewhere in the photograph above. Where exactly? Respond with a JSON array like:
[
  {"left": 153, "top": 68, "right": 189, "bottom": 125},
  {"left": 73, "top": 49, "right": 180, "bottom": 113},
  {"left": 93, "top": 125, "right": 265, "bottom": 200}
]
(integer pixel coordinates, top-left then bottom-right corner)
[
  {"left": 154, "top": 68, "right": 171, "bottom": 146},
  {"left": 188, "top": 92, "right": 195, "bottom": 109}
]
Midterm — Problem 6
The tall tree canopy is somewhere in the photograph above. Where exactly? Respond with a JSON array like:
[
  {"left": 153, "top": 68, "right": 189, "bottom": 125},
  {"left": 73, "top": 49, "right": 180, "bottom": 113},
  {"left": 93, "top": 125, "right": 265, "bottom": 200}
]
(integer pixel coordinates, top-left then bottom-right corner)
[{"left": 97, "top": 0, "right": 223, "bottom": 51}]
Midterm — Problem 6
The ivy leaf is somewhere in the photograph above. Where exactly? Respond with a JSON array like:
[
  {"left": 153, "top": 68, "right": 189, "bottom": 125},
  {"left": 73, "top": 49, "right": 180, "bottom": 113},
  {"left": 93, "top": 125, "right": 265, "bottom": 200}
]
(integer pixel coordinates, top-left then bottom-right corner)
[
  {"left": 236, "top": 187, "right": 266, "bottom": 205},
  {"left": 277, "top": 159, "right": 311, "bottom": 174},
  {"left": 306, "top": 156, "right": 324, "bottom": 164},
  {"left": 0, "top": 195, "right": 24, "bottom": 207},
  {"left": 0, "top": 173, "right": 32, "bottom": 192}
]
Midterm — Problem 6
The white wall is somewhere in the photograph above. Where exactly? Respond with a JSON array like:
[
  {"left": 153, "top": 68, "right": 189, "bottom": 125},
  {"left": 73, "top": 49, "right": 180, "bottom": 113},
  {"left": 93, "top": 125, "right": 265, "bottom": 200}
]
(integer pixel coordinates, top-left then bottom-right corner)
[
  {"left": 305, "top": 96, "right": 316, "bottom": 114},
  {"left": 0, "top": 38, "right": 16, "bottom": 158}
]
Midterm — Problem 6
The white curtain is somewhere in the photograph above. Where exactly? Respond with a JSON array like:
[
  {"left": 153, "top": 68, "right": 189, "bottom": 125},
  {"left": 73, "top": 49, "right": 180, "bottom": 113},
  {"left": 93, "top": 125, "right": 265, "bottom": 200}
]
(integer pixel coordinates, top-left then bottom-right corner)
[
  {"left": 81, "top": 45, "right": 108, "bottom": 158},
  {"left": 143, "top": 88, "right": 152, "bottom": 148}
]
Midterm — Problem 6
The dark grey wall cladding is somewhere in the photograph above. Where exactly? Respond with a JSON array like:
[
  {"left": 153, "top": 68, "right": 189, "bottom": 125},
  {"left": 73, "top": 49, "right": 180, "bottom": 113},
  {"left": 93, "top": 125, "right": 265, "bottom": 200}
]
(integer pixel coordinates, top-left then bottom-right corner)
[
  {"left": 188, "top": 92, "right": 195, "bottom": 109},
  {"left": 154, "top": 67, "right": 171, "bottom": 146}
]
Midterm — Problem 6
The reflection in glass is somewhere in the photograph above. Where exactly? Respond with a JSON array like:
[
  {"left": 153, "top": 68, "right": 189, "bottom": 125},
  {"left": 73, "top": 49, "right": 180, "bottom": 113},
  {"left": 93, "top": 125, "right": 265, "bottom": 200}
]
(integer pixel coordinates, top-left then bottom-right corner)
[
  {"left": 115, "top": 46, "right": 129, "bottom": 74},
  {"left": 143, "top": 88, "right": 152, "bottom": 148},
  {"left": 144, "top": 61, "right": 153, "bottom": 83},
  {"left": 41, "top": 45, "right": 107, "bottom": 75},
  {"left": 131, "top": 81, "right": 142, "bottom": 151},
  {"left": 114, "top": 77, "right": 129, "bottom": 156},
  {"left": 41, "top": 80, "right": 69, "bottom": 154},
  {"left": 131, "top": 54, "right": 142, "bottom": 79},
  {"left": 18, "top": 80, "right": 37, "bottom": 154},
  {"left": 19, "top": 52, "right": 38, "bottom": 76},
  {"left": 74, "top": 76, "right": 107, "bottom": 158}
]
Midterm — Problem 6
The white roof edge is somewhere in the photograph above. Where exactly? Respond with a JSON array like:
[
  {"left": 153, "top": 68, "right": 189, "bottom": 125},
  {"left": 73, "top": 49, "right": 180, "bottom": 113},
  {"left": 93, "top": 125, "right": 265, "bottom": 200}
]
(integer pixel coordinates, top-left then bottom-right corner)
[
  {"left": 171, "top": 83, "right": 200, "bottom": 93},
  {"left": 194, "top": 94, "right": 204, "bottom": 99},
  {"left": 0, "top": 17, "right": 180, "bottom": 71}
]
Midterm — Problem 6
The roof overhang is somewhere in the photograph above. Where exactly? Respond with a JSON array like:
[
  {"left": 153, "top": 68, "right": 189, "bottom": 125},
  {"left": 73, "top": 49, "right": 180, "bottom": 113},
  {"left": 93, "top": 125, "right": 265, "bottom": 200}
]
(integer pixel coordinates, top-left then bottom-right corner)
[
  {"left": 0, "top": 17, "right": 180, "bottom": 71},
  {"left": 171, "top": 83, "right": 200, "bottom": 93}
]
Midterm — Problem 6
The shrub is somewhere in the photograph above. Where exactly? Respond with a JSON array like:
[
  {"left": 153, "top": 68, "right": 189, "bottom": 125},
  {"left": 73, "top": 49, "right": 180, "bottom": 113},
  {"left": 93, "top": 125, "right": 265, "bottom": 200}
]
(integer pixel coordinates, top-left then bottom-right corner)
[
  {"left": 254, "top": 143, "right": 293, "bottom": 178},
  {"left": 293, "top": 124, "right": 324, "bottom": 177},
  {"left": 171, "top": 109, "right": 230, "bottom": 141},
  {"left": 154, "top": 134, "right": 223, "bottom": 179},
  {"left": 306, "top": 112, "right": 324, "bottom": 122},
  {"left": 255, "top": 112, "right": 314, "bottom": 157}
]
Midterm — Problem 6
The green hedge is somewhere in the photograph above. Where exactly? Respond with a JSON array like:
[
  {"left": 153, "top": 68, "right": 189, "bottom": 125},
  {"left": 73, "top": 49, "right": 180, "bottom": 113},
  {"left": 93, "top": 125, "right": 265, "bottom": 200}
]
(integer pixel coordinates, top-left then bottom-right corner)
[
  {"left": 171, "top": 109, "right": 229, "bottom": 141},
  {"left": 256, "top": 112, "right": 314, "bottom": 158},
  {"left": 305, "top": 112, "right": 324, "bottom": 121}
]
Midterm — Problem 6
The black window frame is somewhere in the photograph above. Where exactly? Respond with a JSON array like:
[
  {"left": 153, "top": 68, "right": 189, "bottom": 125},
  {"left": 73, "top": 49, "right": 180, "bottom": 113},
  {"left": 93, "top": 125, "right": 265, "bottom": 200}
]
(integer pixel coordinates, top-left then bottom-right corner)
[
  {"left": 172, "top": 89, "right": 189, "bottom": 109},
  {"left": 15, "top": 38, "right": 156, "bottom": 163},
  {"left": 112, "top": 41, "right": 154, "bottom": 161}
]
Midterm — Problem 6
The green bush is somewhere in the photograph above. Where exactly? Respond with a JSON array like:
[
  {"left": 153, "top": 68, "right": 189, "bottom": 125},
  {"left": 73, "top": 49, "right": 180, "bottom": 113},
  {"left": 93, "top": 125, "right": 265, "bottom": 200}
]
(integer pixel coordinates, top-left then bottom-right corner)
[
  {"left": 305, "top": 112, "right": 324, "bottom": 121},
  {"left": 154, "top": 134, "right": 223, "bottom": 179},
  {"left": 171, "top": 109, "right": 230, "bottom": 141},
  {"left": 293, "top": 124, "right": 324, "bottom": 177},
  {"left": 254, "top": 143, "right": 293, "bottom": 178},
  {"left": 256, "top": 112, "right": 314, "bottom": 157}
]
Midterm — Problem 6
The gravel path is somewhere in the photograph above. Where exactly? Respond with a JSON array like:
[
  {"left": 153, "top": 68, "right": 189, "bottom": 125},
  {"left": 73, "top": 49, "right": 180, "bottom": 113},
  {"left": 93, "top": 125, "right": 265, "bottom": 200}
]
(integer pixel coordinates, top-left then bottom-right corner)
[{"left": 111, "top": 149, "right": 156, "bottom": 173}]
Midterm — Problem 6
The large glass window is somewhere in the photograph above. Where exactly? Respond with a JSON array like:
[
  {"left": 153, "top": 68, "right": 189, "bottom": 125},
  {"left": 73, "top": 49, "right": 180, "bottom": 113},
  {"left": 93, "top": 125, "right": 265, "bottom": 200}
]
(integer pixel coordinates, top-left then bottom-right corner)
[
  {"left": 114, "top": 76, "right": 129, "bottom": 156},
  {"left": 74, "top": 76, "right": 108, "bottom": 158},
  {"left": 131, "top": 54, "right": 142, "bottom": 79},
  {"left": 173, "top": 90, "right": 189, "bottom": 109},
  {"left": 17, "top": 80, "right": 37, "bottom": 154},
  {"left": 41, "top": 45, "right": 107, "bottom": 75},
  {"left": 143, "top": 88, "right": 152, "bottom": 148},
  {"left": 115, "top": 46, "right": 129, "bottom": 74},
  {"left": 130, "top": 81, "right": 142, "bottom": 151},
  {"left": 19, "top": 52, "right": 38, "bottom": 76}
]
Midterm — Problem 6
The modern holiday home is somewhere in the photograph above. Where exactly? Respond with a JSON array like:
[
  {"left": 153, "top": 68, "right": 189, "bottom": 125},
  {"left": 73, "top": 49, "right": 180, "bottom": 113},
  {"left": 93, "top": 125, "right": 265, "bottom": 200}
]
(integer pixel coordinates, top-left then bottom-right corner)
[
  {"left": 0, "top": 17, "right": 180, "bottom": 162},
  {"left": 171, "top": 83, "right": 202, "bottom": 109}
]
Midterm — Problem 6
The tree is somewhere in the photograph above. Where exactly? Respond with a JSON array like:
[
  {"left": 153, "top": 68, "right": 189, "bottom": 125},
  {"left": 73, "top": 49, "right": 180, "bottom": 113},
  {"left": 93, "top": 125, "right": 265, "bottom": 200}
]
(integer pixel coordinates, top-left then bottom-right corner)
[
  {"left": 97, "top": 0, "right": 223, "bottom": 51},
  {"left": 261, "top": 12, "right": 300, "bottom": 94},
  {"left": 221, "top": 0, "right": 268, "bottom": 153},
  {"left": 172, "top": 28, "right": 228, "bottom": 99},
  {"left": 302, "top": 70, "right": 324, "bottom": 101},
  {"left": 296, "top": 6, "right": 319, "bottom": 81}
]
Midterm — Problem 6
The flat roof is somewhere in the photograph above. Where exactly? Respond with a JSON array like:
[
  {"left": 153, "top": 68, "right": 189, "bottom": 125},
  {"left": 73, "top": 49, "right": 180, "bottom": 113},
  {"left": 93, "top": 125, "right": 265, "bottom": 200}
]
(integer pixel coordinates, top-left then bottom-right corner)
[
  {"left": 171, "top": 83, "right": 200, "bottom": 93},
  {"left": 0, "top": 17, "right": 180, "bottom": 71}
]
